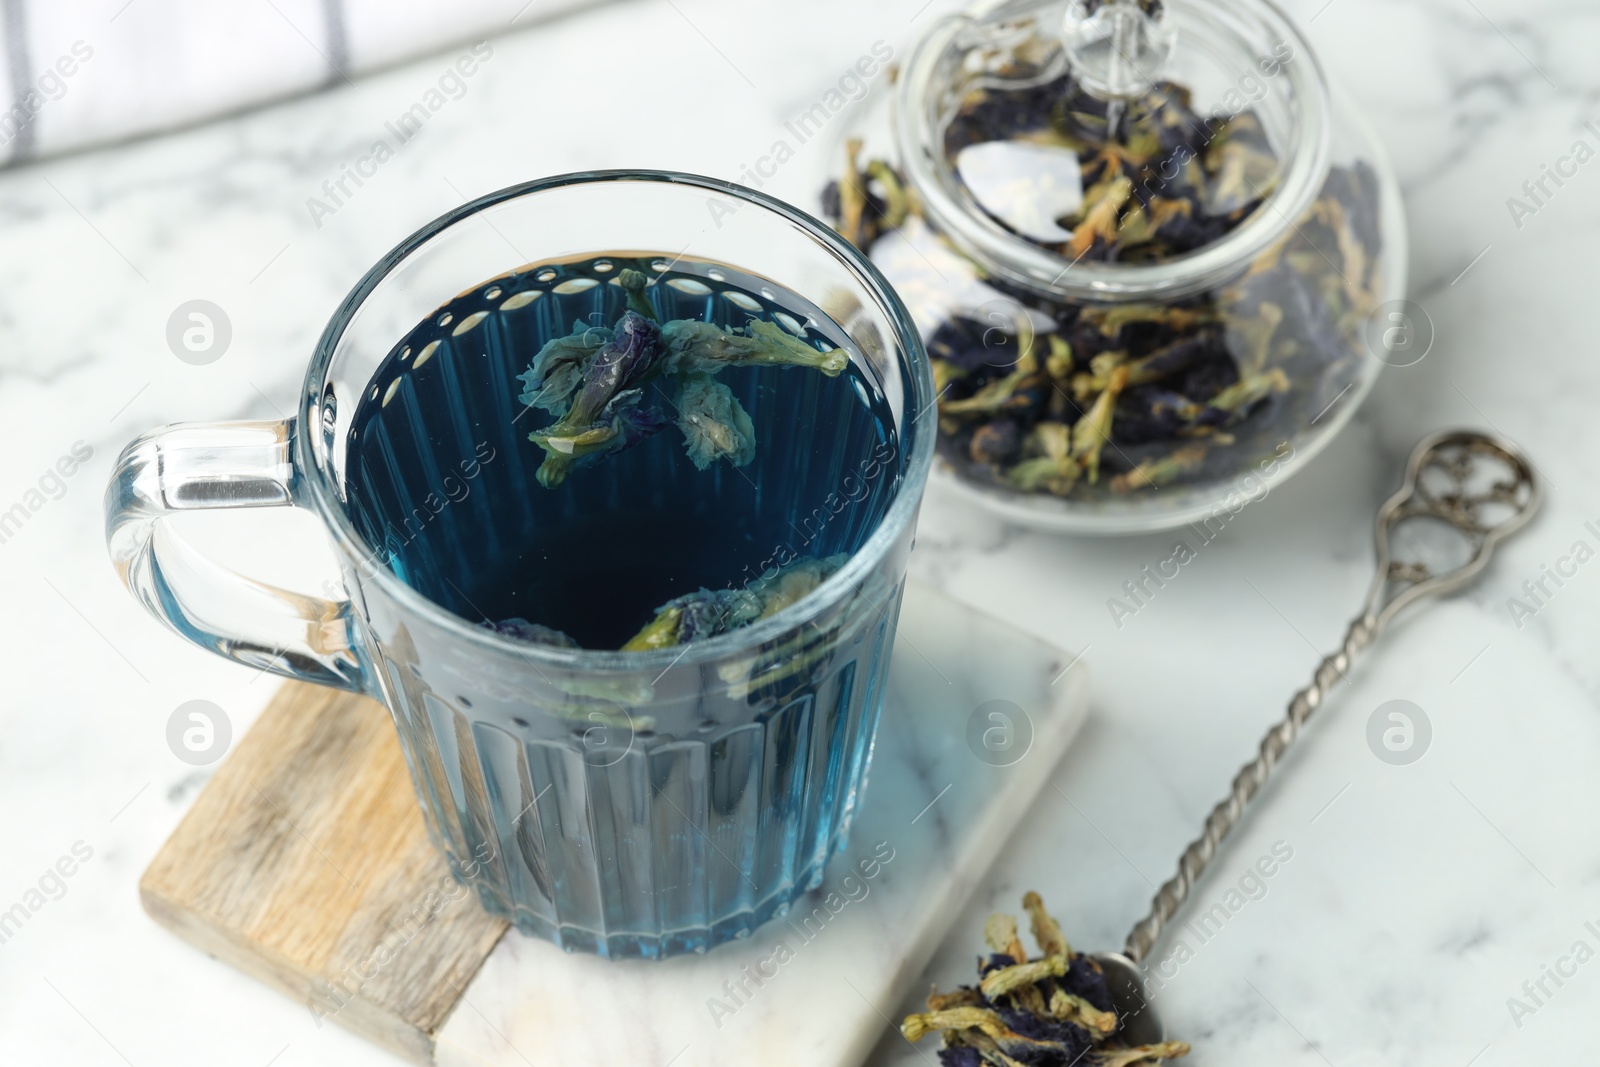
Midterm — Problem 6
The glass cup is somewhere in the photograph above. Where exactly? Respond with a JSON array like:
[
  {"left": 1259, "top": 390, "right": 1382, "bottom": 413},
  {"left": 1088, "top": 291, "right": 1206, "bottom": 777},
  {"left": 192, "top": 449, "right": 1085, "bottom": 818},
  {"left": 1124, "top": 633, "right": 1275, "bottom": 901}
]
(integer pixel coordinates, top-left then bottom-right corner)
[{"left": 105, "top": 172, "right": 935, "bottom": 958}]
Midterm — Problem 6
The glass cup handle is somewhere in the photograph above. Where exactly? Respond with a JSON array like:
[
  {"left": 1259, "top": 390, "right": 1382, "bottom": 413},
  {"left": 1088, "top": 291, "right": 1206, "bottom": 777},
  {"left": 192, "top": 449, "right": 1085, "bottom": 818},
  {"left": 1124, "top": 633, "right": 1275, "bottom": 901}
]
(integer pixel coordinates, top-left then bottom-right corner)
[{"left": 104, "top": 418, "right": 371, "bottom": 693}]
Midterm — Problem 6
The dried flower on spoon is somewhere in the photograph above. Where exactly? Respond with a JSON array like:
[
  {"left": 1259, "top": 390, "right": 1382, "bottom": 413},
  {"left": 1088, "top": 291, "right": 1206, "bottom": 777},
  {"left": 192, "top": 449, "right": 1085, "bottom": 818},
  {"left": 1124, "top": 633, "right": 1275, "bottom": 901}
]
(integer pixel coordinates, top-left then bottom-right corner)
[{"left": 901, "top": 893, "right": 1189, "bottom": 1067}]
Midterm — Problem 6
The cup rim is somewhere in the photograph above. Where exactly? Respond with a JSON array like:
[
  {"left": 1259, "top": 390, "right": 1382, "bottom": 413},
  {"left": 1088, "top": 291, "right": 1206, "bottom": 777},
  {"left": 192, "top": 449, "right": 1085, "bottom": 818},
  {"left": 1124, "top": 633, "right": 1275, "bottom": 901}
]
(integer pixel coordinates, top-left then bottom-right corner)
[{"left": 297, "top": 170, "right": 935, "bottom": 672}]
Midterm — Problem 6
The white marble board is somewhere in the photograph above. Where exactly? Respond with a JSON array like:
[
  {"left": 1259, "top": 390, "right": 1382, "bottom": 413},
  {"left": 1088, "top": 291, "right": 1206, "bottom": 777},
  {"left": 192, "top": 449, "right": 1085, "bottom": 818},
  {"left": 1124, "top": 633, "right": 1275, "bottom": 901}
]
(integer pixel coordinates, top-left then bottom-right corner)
[{"left": 433, "top": 580, "right": 1089, "bottom": 1066}]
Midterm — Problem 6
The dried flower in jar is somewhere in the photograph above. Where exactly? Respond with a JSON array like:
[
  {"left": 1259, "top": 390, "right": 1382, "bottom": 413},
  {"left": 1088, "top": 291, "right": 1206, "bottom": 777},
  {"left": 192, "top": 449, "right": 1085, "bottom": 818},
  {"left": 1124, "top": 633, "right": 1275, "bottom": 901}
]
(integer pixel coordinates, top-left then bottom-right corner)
[{"left": 821, "top": 72, "right": 1384, "bottom": 504}]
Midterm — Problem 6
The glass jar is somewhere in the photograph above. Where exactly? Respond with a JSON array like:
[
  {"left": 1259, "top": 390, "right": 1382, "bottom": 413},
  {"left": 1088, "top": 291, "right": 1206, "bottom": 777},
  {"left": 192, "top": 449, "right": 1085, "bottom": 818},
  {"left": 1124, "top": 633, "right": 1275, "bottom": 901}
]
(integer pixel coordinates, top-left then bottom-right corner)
[{"left": 820, "top": 0, "right": 1407, "bottom": 533}]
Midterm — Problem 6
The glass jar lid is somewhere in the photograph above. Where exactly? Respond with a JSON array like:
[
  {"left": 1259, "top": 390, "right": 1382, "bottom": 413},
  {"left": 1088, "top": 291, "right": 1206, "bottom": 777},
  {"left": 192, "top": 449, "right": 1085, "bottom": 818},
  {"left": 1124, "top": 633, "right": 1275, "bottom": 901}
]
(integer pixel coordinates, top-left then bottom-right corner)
[{"left": 894, "top": 0, "right": 1332, "bottom": 302}]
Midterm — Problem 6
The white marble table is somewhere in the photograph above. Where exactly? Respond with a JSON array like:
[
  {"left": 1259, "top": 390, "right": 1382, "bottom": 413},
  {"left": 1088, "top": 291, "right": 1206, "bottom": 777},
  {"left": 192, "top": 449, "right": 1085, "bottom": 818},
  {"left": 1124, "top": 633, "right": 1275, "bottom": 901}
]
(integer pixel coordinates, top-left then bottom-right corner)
[{"left": 1, "top": 0, "right": 1598, "bottom": 1064}]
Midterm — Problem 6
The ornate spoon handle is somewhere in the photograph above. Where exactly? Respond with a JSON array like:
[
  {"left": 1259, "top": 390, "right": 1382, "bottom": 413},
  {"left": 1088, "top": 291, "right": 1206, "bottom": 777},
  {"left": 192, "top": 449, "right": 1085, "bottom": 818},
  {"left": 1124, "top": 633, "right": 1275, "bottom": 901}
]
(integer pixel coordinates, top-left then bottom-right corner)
[
  {"left": 1121, "top": 430, "right": 1541, "bottom": 965},
  {"left": 1124, "top": 616, "right": 1374, "bottom": 962}
]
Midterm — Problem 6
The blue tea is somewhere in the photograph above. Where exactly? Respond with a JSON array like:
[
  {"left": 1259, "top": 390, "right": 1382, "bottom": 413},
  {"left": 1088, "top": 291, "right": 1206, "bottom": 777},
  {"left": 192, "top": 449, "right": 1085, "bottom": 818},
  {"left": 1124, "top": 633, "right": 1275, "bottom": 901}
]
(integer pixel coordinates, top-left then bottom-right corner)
[{"left": 342, "top": 253, "right": 908, "bottom": 955}]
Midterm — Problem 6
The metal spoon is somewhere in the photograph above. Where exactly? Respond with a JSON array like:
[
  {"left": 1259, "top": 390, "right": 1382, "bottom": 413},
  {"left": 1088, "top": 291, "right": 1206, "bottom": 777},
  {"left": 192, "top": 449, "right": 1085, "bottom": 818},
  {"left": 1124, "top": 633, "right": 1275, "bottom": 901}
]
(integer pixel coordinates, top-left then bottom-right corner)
[{"left": 1093, "top": 430, "right": 1542, "bottom": 1045}]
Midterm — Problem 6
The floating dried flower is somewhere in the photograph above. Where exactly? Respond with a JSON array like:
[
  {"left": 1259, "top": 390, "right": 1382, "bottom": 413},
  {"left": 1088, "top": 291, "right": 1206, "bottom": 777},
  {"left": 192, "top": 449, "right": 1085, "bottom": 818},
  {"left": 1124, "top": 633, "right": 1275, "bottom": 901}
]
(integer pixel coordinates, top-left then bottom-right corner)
[
  {"left": 677, "top": 375, "right": 757, "bottom": 470},
  {"left": 617, "top": 267, "right": 660, "bottom": 322},
  {"left": 518, "top": 299, "right": 848, "bottom": 487},
  {"left": 620, "top": 555, "right": 847, "bottom": 652},
  {"left": 479, "top": 618, "right": 579, "bottom": 648}
]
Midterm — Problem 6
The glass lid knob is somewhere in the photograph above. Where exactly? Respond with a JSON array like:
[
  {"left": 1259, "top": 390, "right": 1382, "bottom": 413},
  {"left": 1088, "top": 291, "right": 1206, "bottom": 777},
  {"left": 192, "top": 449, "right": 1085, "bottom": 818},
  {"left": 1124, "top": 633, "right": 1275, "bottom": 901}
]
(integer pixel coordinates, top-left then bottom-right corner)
[{"left": 1059, "top": 0, "right": 1177, "bottom": 99}]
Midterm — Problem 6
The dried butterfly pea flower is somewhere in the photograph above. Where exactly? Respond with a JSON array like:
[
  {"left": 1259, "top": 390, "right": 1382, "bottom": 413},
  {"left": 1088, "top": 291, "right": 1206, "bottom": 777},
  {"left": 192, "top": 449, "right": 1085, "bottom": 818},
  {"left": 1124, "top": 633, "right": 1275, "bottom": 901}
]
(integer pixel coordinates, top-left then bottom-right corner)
[
  {"left": 984, "top": 913, "right": 1027, "bottom": 963},
  {"left": 1008, "top": 424, "right": 1080, "bottom": 496},
  {"left": 1061, "top": 953, "right": 1115, "bottom": 1013},
  {"left": 903, "top": 893, "right": 1191, "bottom": 1066},
  {"left": 1205, "top": 113, "right": 1278, "bottom": 215},
  {"left": 934, "top": 1045, "right": 985, "bottom": 1067},
  {"left": 520, "top": 300, "right": 847, "bottom": 487},
  {"left": 516, "top": 321, "right": 614, "bottom": 413},
  {"left": 941, "top": 357, "right": 1045, "bottom": 417},
  {"left": 1082, "top": 304, "right": 1214, "bottom": 338},
  {"left": 928, "top": 988, "right": 986, "bottom": 1014},
  {"left": 1022, "top": 890, "right": 1069, "bottom": 958},
  {"left": 570, "top": 312, "right": 663, "bottom": 424},
  {"left": 498, "top": 557, "right": 849, "bottom": 655},
  {"left": 930, "top": 315, "right": 1018, "bottom": 373},
  {"left": 1152, "top": 201, "right": 1244, "bottom": 255},
  {"left": 901, "top": 1006, "right": 1009, "bottom": 1044},
  {"left": 746, "top": 554, "right": 848, "bottom": 617},
  {"left": 1045, "top": 335, "right": 1074, "bottom": 380},
  {"left": 1208, "top": 368, "right": 1289, "bottom": 415},
  {"left": 945, "top": 78, "right": 1078, "bottom": 158},
  {"left": 838, "top": 138, "right": 873, "bottom": 248},
  {"left": 1175, "top": 352, "right": 1240, "bottom": 403},
  {"left": 529, "top": 386, "right": 671, "bottom": 487},
  {"left": 1072, "top": 364, "right": 1128, "bottom": 483},
  {"left": 868, "top": 158, "right": 914, "bottom": 231},
  {"left": 979, "top": 954, "right": 1070, "bottom": 999},
  {"left": 1099, "top": 331, "right": 1218, "bottom": 392},
  {"left": 1143, "top": 89, "right": 1211, "bottom": 165},
  {"left": 480, "top": 618, "right": 579, "bottom": 648},
  {"left": 1066, "top": 173, "right": 1134, "bottom": 259},
  {"left": 1110, "top": 443, "right": 1208, "bottom": 493},
  {"left": 677, "top": 374, "right": 756, "bottom": 470},
  {"left": 621, "top": 588, "right": 763, "bottom": 652},
  {"left": 1112, "top": 388, "right": 1201, "bottom": 444},
  {"left": 1009, "top": 461, "right": 1079, "bottom": 495},
  {"left": 941, "top": 74, "right": 1271, "bottom": 264},
  {"left": 831, "top": 138, "right": 901, "bottom": 251},
  {"left": 1059, "top": 82, "right": 1116, "bottom": 144},
  {"left": 970, "top": 419, "right": 1022, "bottom": 466},
  {"left": 617, "top": 267, "right": 659, "bottom": 322},
  {"left": 526, "top": 312, "right": 666, "bottom": 485},
  {"left": 621, "top": 555, "right": 847, "bottom": 652},
  {"left": 660, "top": 318, "right": 847, "bottom": 377},
  {"left": 997, "top": 1006, "right": 1098, "bottom": 1061},
  {"left": 1049, "top": 987, "right": 1120, "bottom": 1037}
]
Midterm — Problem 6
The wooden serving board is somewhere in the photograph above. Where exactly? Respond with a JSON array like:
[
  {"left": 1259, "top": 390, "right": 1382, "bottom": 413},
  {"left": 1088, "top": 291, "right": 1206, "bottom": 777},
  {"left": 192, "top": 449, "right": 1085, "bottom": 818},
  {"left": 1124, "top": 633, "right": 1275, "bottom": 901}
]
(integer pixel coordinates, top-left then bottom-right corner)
[
  {"left": 141, "top": 582, "right": 1089, "bottom": 1066},
  {"left": 140, "top": 682, "right": 509, "bottom": 1063}
]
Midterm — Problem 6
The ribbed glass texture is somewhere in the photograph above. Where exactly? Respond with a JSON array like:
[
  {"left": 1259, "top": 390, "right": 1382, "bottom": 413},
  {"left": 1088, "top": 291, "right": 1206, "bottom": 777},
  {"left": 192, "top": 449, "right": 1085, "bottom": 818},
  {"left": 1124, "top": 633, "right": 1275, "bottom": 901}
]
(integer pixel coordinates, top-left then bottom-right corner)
[{"left": 368, "top": 579, "right": 902, "bottom": 958}]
